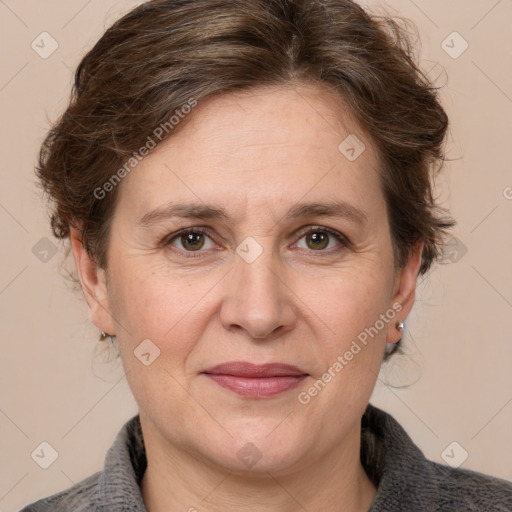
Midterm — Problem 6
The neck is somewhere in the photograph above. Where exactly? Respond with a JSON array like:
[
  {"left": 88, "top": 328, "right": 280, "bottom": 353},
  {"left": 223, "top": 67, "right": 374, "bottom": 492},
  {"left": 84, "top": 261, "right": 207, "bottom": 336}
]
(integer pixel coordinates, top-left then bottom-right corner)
[{"left": 140, "top": 416, "right": 377, "bottom": 512}]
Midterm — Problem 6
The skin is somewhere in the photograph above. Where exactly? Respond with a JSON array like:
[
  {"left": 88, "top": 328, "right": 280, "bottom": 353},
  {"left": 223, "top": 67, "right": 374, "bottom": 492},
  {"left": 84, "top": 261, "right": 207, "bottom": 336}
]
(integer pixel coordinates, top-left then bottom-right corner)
[{"left": 71, "top": 82, "right": 422, "bottom": 512}]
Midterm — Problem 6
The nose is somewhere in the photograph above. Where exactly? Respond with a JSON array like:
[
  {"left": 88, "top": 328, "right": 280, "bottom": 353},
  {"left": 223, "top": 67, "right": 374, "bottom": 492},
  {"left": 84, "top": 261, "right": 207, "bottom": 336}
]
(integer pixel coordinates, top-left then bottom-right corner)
[{"left": 219, "top": 247, "right": 297, "bottom": 340}]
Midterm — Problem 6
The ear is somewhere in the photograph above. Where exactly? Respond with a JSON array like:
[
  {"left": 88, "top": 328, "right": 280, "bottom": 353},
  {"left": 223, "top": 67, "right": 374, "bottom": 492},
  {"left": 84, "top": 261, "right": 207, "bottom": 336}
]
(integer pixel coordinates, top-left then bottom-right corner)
[
  {"left": 70, "top": 226, "right": 116, "bottom": 335},
  {"left": 386, "top": 238, "right": 423, "bottom": 344}
]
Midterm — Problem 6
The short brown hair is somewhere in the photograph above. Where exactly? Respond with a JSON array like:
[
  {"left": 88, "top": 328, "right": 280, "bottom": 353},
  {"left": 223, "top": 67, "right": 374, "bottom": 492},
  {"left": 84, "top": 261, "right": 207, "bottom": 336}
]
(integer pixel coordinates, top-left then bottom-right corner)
[{"left": 37, "top": 0, "right": 455, "bottom": 357}]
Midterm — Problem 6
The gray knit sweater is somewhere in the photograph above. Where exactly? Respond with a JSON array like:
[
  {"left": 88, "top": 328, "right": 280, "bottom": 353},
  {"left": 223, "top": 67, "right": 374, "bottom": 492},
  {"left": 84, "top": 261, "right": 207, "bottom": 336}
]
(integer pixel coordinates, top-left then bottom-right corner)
[{"left": 20, "top": 403, "right": 512, "bottom": 511}]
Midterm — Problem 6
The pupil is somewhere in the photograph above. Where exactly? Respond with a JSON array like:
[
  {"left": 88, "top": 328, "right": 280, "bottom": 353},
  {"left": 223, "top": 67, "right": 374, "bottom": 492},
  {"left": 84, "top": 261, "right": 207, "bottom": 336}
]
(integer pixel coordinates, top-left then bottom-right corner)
[
  {"left": 308, "top": 232, "right": 328, "bottom": 250},
  {"left": 183, "top": 233, "right": 203, "bottom": 250}
]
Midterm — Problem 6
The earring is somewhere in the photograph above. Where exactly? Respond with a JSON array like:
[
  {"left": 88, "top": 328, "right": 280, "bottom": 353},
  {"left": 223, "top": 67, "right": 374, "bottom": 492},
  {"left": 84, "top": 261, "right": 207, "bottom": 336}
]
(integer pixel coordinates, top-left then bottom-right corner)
[
  {"left": 100, "top": 330, "right": 116, "bottom": 343},
  {"left": 396, "top": 320, "right": 404, "bottom": 331}
]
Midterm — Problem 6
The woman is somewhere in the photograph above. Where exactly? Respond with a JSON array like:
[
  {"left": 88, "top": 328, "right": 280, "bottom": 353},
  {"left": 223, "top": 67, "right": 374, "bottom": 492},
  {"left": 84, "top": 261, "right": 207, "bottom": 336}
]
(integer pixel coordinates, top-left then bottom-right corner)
[{"left": 21, "top": 0, "right": 512, "bottom": 510}]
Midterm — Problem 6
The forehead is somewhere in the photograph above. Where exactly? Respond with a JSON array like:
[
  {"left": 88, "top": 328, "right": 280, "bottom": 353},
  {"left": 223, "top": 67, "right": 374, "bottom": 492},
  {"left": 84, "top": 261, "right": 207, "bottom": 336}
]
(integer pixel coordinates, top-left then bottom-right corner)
[
  {"left": 116, "top": 83, "right": 384, "bottom": 221},
  {"left": 163, "top": 83, "right": 376, "bottom": 167}
]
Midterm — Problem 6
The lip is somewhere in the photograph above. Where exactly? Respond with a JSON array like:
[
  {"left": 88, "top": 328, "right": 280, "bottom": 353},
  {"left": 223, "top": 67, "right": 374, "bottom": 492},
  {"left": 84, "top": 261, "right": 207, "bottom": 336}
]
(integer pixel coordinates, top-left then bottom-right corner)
[{"left": 201, "top": 361, "right": 309, "bottom": 398}]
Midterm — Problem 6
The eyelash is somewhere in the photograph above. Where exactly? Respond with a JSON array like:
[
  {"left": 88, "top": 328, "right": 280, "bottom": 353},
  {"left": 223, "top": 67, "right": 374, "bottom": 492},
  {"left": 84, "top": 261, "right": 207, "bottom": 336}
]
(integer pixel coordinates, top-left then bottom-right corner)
[{"left": 163, "top": 226, "right": 350, "bottom": 259}]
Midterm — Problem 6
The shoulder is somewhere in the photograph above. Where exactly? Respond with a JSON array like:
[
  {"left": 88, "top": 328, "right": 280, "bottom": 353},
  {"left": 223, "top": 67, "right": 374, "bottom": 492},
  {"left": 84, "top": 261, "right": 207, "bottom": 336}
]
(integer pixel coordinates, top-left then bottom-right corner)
[
  {"left": 363, "top": 403, "right": 512, "bottom": 512},
  {"left": 18, "top": 471, "right": 101, "bottom": 511},
  {"left": 19, "top": 414, "right": 146, "bottom": 512},
  {"left": 428, "top": 460, "right": 512, "bottom": 511}
]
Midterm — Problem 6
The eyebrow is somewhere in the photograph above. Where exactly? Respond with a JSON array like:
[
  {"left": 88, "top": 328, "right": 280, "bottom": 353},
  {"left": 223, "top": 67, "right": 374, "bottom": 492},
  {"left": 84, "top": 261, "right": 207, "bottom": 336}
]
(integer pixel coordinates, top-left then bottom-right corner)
[{"left": 137, "top": 200, "right": 368, "bottom": 227}]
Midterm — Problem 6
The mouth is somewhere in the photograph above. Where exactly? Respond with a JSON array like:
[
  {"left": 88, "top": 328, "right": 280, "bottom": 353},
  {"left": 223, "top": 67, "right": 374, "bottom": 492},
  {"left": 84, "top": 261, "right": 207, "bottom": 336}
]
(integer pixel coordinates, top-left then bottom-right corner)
[{"left": 201, "top": 361, "right": 309, "bottom": 398}]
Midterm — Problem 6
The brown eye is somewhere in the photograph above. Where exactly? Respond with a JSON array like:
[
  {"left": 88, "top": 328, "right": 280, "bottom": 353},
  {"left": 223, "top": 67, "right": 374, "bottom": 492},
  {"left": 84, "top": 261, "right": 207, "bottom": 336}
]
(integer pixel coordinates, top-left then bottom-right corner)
[
  {"left": 180, "top": 232, "right": 205, "bottom": 251},
  {"left": 166, "top": 228, "right": 216, "bottom": 254},
  {"left": 295, "top": 227, "right": 348, "bottom": 253},
  {"left": 305, "top": 231, "right": 329, "bottom": 250}
]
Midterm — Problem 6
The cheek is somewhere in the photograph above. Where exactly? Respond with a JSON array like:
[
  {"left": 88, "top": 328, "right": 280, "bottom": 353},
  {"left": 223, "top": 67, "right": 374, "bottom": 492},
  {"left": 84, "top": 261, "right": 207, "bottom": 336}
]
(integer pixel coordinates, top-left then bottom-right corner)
[
  {"left": 107, "top": 265, "right": 210, "bottom": 420},
  {"left": 107, "top": 224, "right": 395, "bottom": 368},
  {"left": 107, "top": 258, "right": 216, "bottom": 360},
  {"left": 300, "top": 262, "right": 394, "bottom": 349},
  {"left": 295, "top": 270, "right": 392, "bottom": 424}
]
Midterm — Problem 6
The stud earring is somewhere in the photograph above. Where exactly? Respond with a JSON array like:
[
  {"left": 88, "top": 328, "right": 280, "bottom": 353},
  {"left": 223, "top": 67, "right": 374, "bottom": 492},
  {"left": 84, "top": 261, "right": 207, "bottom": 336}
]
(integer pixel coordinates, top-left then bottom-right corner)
[{"left": 100, "top": 330, "right": 116, "bottom": 343}]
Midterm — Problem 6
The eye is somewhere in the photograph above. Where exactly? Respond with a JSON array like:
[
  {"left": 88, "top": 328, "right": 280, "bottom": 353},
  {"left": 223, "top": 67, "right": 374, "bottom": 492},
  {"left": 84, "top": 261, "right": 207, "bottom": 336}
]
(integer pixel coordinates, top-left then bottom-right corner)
[
  {"left": 166, "top": 228, "right": 218, "bottom": 255},
  {"left": 163, "top": 225, "right": 349, "bottom": 259},
  {"left": 294, "top": 226, "right": 348, "bottom": 253}
]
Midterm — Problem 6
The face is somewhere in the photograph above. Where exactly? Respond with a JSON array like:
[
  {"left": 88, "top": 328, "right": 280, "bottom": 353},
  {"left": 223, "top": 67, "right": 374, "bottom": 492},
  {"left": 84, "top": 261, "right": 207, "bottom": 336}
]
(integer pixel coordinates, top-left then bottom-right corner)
[{"left": 74, "top": 83, "right": 421, "bottom": 476}]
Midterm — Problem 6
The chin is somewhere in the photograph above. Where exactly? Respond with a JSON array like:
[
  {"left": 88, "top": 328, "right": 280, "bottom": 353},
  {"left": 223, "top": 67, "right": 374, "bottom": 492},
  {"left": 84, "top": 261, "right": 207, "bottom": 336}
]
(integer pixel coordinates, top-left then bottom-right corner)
[{"left": 204, "top": 420, "right": 308, "bottom": 475}]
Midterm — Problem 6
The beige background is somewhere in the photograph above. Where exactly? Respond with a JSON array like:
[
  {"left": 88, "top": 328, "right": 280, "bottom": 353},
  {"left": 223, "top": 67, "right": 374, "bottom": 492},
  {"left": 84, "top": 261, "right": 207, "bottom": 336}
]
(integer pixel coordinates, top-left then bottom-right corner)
[{"left": 1, "top": 0, "right": 511, "bottom": 510}]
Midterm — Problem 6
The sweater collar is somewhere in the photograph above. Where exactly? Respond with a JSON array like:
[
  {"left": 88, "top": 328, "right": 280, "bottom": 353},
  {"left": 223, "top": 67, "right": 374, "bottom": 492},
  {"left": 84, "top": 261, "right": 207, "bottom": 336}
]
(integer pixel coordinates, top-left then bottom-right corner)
[
  {"left": 97, "top": 403, "right": 440, "bottom": 511},
  {"left": 363, "top": 404, "right": 440, "bottom": 511}
]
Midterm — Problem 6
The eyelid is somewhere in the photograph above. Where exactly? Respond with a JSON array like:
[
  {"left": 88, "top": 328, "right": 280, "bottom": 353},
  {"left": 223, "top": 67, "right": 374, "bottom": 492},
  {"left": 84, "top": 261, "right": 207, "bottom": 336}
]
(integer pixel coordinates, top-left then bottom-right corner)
[
  {"left": 293, "top": 225, "right": 350, "bottom": 245},
  {"left": 291, "top": 225, "right": 351, "bottom": 254},
  {"left": 162, "top": 226, "right": 221, "bottom": 250},
  {"left": 163, "top": 225, "right": 350, "bottom": 257}
]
